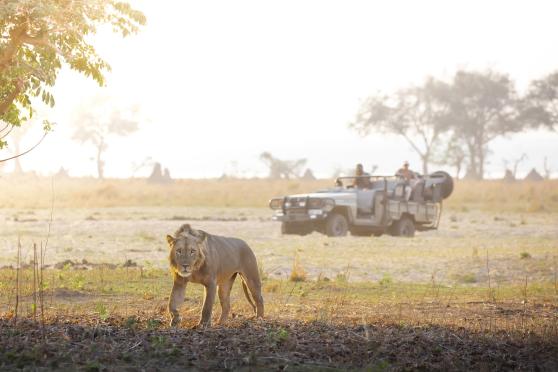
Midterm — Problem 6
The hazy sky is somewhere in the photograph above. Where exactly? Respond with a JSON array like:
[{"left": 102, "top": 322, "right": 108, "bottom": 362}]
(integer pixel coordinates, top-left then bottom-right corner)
[{"left": 7, "top": 0, "right": 558, "bottom": 178}]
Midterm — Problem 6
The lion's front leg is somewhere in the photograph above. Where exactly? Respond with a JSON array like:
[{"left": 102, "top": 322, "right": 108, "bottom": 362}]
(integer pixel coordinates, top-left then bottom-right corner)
[
  {"left": 168, "top": 277, "right": 187, "bottom": 327},
  {"left": 198, "top": 281, "right": 216, "bottom": 328}
]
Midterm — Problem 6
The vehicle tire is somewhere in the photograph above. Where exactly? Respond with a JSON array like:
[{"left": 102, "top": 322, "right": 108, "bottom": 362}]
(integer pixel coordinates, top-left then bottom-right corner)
[
  {"left": 281, "top": 222, "right": 311, "bottom": 236},
  {"left": 390, "top": 215, "right": 415, "bottom": 237},
  {"left": 430, "top": 170, "right": 454, "bottom": 199},
  {"left": 325, "top": 213, "right": 349, "bottom": 237}
]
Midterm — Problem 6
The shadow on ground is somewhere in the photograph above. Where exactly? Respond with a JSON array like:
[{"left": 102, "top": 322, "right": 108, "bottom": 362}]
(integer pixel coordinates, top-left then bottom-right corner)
[{"left": 1, "top": 316, "right": 556, "bottom": 371}]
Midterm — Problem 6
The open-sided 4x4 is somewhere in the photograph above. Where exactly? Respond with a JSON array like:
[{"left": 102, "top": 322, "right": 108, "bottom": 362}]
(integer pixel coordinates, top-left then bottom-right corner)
[{"left": 269, "top": 171, "right": 453, "bottom": 237}]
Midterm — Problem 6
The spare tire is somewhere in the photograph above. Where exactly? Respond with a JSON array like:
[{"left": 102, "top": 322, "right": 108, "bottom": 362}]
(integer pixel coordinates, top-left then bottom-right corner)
[{"left": 429, "top": 171, "right": 454, "bottom": 199}]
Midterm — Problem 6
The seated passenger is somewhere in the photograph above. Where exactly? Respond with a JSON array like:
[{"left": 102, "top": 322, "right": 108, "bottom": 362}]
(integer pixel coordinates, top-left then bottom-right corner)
[
  {"left": 353, "top": 163, "right": 371, "bottom": 189},
  {"left": 396, "top": 161, "right": 417, "bottom": 181},
  {"left": 396, "top": 161, "right": 418, "bottom": 200}
]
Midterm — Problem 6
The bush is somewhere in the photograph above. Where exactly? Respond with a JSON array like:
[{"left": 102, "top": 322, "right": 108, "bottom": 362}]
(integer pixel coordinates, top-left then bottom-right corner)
[
  {"left": 289, "top": 255, "right": 307, "bottom": 282},
  {"left": 520, "top": 252, "right": 532, "bottom": 259}
]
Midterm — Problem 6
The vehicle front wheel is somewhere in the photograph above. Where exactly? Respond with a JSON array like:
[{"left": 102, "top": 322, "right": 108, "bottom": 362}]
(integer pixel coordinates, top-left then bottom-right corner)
[
  {"left": 390, "top": 215, "right": 415, "bottom": 237},
  {"left": 325, "top": 213, "right": 348, "bottom": 237}
]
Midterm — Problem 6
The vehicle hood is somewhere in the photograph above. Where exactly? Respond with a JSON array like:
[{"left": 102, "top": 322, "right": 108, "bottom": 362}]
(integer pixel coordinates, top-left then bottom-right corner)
[{"left": 285, "top": 189, "right": 355, "bottom": 200}]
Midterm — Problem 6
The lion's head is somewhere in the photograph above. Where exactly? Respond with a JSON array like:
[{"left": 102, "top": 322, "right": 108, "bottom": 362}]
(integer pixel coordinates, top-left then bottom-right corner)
[{"left": 166, "top": 224, "right": 207, "bottom": 278}]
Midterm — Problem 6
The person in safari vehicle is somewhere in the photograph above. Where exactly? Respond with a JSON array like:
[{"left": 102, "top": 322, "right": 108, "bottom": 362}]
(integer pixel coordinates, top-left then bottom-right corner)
[{"left": 352, "top": 163, "right": 371, "bottom": 189}]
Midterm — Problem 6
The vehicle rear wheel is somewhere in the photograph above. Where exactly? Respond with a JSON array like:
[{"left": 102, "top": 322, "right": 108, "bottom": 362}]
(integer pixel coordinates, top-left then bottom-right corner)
[
  {"left": 390, "top": 215, "right": 415, "bottom": 237},
  {"left": 325, "top": 213, "right": 348, "bottom": 237},
  {"left": 281, "top": 222, "right": 312, "bottom": 236}
]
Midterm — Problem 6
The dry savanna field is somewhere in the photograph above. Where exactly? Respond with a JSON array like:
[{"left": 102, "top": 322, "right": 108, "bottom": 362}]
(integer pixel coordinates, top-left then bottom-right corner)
[{"left": 0, "top": 176, "right": 557, "bottom": 370}]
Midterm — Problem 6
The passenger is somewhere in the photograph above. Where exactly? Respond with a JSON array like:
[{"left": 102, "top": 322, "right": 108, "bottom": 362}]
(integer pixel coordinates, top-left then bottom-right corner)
[
  {"left": 396, "top": 161, "right": 416, "bottom": 181},
  {"left": 353, "top": 163, "right": 371, "bottom": 189},
  {"left": 396, "top": 161, "right": 417, "bottom": 200}
]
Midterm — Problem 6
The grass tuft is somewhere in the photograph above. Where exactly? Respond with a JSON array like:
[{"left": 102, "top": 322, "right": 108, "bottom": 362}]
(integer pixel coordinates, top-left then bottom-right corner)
[{"left": 289, "top": 255, "right": 307, "bottom": 282}]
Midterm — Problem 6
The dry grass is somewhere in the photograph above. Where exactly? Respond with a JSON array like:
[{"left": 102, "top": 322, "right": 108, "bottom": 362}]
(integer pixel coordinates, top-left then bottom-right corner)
[
  {"left": 1, "top": 175, "right": 557, "bottom": 212},
  {"left": 1, "top": 176, "right": 557, "bottom": 369},
  {"left": 289, "top": 254, "right": 307, "bottom": 282},
  {"left": 0, "top": 265, "right": 556, "bottom": 370}
]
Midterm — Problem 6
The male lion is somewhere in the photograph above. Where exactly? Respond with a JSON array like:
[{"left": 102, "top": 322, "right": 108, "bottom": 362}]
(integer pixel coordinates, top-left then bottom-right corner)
[{"left": 166, "top": 224, "right": 264, "bottom": 327}]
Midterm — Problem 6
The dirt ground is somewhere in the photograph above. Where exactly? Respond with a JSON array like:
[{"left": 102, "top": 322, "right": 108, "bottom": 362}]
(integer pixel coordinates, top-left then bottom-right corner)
[
  {"left": 1, "top": 207, "right": 556, "bottom": 285},
  {"left": 1, "top": 316, "right": 556, "bottom": 371},
  {"left": 1, "top": 206, "right": 557, "bottom": 370}
]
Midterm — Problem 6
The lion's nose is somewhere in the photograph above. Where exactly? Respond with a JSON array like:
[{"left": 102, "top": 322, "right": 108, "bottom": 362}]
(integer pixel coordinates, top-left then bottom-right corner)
[{"left": 182, "top": 264, "right": 190, "bottom": 271}]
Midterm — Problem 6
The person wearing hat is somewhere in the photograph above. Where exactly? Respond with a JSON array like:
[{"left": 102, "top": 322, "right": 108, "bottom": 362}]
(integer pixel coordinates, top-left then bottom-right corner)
[
  {"left": 396, "top": 161, "right": 418, "bottom": 200},
  {"left": 396, "top": 161, "right": 416, "bottom": 181},
  {"left": 352, "top": 163, "right": 372, "bottom": 189}
]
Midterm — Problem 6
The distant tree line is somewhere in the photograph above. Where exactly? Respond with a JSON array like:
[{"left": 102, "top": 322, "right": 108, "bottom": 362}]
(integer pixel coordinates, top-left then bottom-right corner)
[
  {"left": 351, "top": 70, "right": 558, "bottom": 179},
  {"left": 259, "top": 152, "right": 315, "bottom": 180}
]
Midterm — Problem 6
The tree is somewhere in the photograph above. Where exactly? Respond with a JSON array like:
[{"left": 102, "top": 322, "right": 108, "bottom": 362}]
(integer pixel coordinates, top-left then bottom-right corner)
[
  {"left": 72, "top": 96, "right": 139, "bottom": 179},
  {"left": 0, "top": 0, "right": 145, "bottom": 151},
  {"left": 259, "top": 152, "right": 307, "bottom": 179},
  {"left": 543, "top": 156, "right": 552, "bottom": 180},
  {"left": 441, "top": 70, "right": 520, "bottom": 179},
  {"left": 503, "top": 153, "right": 527, "bottom": 179},
  {"left": 432, "top": 134, "right": 467, "bottom": 179},
  {"left": 521, "top": 71, "right": 558, "bottom": 130},
  {"left": 351, "top": 78, "right": 450, "bottom": 175}
]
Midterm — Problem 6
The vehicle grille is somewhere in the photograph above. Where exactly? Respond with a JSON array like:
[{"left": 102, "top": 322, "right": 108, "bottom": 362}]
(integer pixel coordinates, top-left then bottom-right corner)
[{"left": 284, "top": 197, "right": 307, "bottom": 211}]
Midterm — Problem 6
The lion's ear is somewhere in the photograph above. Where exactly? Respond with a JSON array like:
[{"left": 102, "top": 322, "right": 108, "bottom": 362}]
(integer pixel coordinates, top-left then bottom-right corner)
[
  {"left": 166, "top": 235, "right": 175, "bottom": 246},
  {"left": 191, "top": 229, "right": 207, "bottom": 243},
  {"left": 198, "top": 230, "right": 207, "bottom": 243}
]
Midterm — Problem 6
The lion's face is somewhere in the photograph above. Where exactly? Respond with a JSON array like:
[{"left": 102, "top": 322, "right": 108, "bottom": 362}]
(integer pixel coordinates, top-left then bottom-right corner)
[{"left": 167, "top": 232, "right": 206, "bottom": 278}]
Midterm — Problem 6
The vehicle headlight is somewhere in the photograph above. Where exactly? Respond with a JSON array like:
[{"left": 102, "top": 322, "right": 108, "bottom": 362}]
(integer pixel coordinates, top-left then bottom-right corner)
[
  {"left": 323, "top": 198, "right": 335, "bottom": 212},
  {"left": 307, "top": 198, "right": 324, "bottom": 209},
  {"left": 269, "top": 198, "right": 284, "bottom": 210},
  {"left": 307, "top": 198, "right": 335, "bottom": 211}
]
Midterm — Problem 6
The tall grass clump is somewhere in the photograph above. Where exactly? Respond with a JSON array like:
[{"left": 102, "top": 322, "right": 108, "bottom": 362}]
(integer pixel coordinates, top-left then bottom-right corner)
[{"left": 289, "top": 255, "right": 307, "bottom": 282}]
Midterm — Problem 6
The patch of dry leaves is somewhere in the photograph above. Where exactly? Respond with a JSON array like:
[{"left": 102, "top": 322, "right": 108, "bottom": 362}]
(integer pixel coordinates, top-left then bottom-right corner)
[{"left": 1, "top": 315, "right": 556, "bottom": 371}]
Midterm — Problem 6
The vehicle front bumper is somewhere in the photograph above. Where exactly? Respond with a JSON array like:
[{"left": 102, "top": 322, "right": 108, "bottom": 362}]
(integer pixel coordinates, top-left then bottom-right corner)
[{"left": 271, "top": 209, "right": 329, "bottom": 222}]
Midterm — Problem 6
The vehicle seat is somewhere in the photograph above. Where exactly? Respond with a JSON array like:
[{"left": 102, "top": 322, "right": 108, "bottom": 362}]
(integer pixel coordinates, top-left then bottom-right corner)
[{"left": 410, "top": 180, "right": 425, "bottom": 202}]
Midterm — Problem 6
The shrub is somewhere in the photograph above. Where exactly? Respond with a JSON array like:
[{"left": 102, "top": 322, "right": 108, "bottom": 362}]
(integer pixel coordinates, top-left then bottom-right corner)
[
  {"left": 520, "top": 252, "right": 532, "bottom": 259},
  {"left": 289, "top": 255, "right": 307, "bottom": 282},
  {"left": 379, "top": 274, "right": 393, "bottom": 286}
]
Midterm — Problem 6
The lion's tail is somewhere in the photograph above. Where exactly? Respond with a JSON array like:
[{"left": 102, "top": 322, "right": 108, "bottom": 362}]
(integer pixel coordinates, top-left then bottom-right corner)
[{"left": 240, "top": 276, "right": 257, "bottom": 314}]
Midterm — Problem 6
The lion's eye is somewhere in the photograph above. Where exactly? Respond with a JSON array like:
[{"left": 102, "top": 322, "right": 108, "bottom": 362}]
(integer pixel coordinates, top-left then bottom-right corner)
[
  {"left": 190, "top": 249, "right": 196, "bottom": 254},
  {"left": 176, "top": 250, "right": 182, "bottom": 256}
]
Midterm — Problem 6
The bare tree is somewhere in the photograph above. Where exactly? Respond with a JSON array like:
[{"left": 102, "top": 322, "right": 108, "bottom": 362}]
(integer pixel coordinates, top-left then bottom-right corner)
[
  {"left": 72, "top": 96, "right": 140, "bottom": 179},
  {"left": 543, "top": 156, "right": 552, "bottom": 180},
  {"left": 260, "top": 152, "right": 307, "bottom": 179},
  {"left": 512, "top": 154, "right": 527, "bottom": 179},
  {"left": 130, "top": 156, "right": 154, "bottom": 178}
]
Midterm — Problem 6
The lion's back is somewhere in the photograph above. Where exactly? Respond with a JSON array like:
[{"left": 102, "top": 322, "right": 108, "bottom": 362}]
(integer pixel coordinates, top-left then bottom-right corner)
[{"left": 205, "top": 234, "right": 258, "bottom": 271}]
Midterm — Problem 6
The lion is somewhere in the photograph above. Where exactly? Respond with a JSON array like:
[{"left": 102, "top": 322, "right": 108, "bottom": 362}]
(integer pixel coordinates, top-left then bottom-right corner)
[{"left": 166, "top": 224, "right": 264, "bottom": 328}]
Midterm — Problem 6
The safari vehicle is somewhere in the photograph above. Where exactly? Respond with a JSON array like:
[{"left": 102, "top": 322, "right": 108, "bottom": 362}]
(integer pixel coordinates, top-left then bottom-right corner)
[{"left": 268, "top": 171, "right": 453, "bottom": 237}]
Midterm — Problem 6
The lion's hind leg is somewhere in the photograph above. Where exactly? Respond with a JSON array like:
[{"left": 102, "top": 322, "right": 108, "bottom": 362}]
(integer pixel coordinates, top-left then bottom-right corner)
[{"left": 218, "top": 273, "right": 236, "bottom": 324}]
